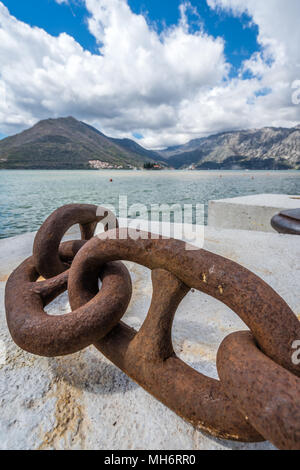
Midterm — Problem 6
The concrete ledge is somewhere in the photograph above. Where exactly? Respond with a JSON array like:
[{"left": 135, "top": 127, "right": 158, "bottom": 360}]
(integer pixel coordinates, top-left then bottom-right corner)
[
  {"left": 0, "top": 223, "right": 299, "bottom": 449},
  {"left": 208, "top": 194, "right": 300, "bottom": 232}
]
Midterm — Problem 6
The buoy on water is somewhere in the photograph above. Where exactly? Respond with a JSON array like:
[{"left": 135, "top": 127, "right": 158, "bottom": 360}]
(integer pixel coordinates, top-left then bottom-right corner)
[{"left": 110, "top": 178, "right": 113, "bottom": 182}]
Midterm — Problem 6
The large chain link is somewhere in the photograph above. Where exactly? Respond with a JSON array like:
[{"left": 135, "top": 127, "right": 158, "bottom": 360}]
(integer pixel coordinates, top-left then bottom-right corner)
[{"left": 5, "top": 204, "right": 300, "bottom": 449}]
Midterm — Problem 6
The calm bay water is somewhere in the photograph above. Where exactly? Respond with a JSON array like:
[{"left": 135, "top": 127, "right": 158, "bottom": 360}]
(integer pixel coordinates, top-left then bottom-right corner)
[{"left": 0, "top": 169, "right": 299, "bottom": 239}]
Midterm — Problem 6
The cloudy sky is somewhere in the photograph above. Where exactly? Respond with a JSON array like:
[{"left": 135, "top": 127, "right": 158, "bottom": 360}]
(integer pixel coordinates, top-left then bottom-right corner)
[{"left": 0, "top": 0, "right": 300, "bottom": 148}]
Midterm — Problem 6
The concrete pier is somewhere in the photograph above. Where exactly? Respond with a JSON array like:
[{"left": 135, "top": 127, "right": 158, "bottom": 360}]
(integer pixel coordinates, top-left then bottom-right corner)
[
  {"left": 208, "top": 194, "right": 300, "bottom": 232},
  {"left": 0, "top": 223, "right": 299, "bottom": 450}
]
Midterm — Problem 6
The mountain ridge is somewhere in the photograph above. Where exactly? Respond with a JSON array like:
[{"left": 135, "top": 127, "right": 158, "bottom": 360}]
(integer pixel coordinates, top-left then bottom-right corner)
[
  {"left": 158, "top": 125, "right": 300, "bottom": 169},
  {"left": 0, "top": 117, "right": 299, "bottom": 170}
]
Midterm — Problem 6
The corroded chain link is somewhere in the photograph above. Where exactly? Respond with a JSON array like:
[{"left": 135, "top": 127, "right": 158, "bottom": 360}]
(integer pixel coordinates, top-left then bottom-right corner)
[{"left": 5, "top": 204, "right": 300, "bottom": 450}]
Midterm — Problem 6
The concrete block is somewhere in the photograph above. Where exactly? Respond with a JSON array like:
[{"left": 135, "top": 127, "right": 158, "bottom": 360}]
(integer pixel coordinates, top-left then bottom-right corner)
[{"left": 208, "top": 193, "right": 300, "bottom": 232}]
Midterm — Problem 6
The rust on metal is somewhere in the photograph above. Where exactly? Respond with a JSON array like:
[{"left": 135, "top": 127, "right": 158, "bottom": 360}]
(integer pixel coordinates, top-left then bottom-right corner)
[
  {"left": 6, "top": 205, "right": 131, "bottom": 356},
  {"left": 33, "top": 203, "right": 118, "bottom": 278},
  {"left": 93, "top": 270, "right": 262, "bottom": 442},
  {"left": 70, "top": 228, "right": 300, "bottom": 377},
  {"left": 217, "top": 331, "right": 300, "bottom": 450},
  {"left": 5, "top": 253, "right": 131, "bottom": 356},
  {"left": 5, "top": 205, "right": 300, "bottom": 449},
  {"left": 68, "top": 228, "right": 300, "bottom": 443}
]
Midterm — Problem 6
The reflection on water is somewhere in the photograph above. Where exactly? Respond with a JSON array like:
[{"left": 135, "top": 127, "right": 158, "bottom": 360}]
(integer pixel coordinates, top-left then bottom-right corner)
[{"left": 0, "top": 169, "right": 299, "bottom": 239}]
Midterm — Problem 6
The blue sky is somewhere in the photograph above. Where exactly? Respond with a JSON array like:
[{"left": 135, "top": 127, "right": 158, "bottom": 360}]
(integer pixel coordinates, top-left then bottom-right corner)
[
  {"left": 3, "top": 0, "right": 259, "bottom": 75},
  {"left": 0, "top": 0, "right": 299, "bottom": 147},
  {"left": 129, "top": 0, "right": 260, "bottom": 75}
]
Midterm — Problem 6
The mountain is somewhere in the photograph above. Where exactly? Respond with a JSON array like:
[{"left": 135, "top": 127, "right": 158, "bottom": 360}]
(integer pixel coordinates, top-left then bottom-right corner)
[
  {"left": 0, "top": 117, "right": 158, "bottom": 169},
  {"left": 110, "top": 137, "right": 159, "bottom": 161},
  {"left": 1, "top": 118, "right": 300, "bottom": 170},
  {"left": 158, "top": 126, "right": 300, "bottom": 169}
]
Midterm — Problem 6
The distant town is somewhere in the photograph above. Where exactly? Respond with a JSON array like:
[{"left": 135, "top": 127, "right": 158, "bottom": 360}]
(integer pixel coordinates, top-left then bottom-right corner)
[{"left": 89, "top": 160, "right": 167, "bottom": 170}]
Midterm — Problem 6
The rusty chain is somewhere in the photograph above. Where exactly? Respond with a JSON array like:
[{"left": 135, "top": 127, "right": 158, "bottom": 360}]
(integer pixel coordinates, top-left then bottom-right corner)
[{"left": 5, "top": 204, "right": 300, "bottom": 450}]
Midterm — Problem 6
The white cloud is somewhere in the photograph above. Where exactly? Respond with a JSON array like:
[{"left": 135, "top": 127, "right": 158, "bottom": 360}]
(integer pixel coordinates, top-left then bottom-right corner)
[{"left": 0, "top": 0, "right": 299, "bottom": 148}]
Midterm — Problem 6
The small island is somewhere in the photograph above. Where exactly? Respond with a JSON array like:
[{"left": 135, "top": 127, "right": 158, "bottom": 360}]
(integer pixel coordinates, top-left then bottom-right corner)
[{"left": 143, "top": 162, "right": 165, "bottom": 170}]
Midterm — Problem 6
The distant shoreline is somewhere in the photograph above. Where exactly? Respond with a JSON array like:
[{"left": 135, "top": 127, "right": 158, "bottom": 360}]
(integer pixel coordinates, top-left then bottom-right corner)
[{"left": 0, "top": 167, "right": 299, "bottom": 171}]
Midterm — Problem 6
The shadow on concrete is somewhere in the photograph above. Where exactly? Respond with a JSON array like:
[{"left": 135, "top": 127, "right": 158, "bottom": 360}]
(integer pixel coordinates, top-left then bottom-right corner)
[{"left": 47, "top": 348, "right": 138, "bottom": 395}]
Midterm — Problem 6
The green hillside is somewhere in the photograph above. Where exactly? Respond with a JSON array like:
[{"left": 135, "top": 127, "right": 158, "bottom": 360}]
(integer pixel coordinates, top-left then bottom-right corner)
[{"left": 0, "top": 117, "right": 158, "bottom": 169}]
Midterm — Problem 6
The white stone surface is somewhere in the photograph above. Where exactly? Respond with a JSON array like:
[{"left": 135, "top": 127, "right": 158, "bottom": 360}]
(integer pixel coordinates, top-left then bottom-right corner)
[
  {"left": 0, "top": 222, "right": 299, "bottom": 450},
  {"left": 208, "top": 193, "right": 300, "bottom": 232}
]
